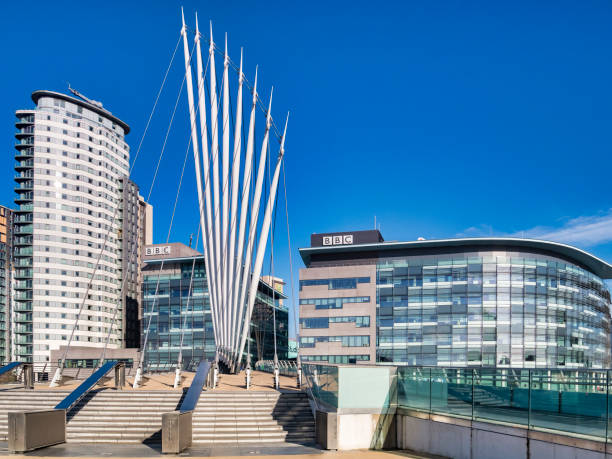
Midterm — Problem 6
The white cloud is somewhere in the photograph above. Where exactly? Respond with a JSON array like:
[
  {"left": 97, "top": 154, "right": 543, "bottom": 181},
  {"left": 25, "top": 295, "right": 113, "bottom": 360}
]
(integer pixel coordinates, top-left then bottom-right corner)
[{"left": 457, "top": 210, "right": 612, "bottom": 248}]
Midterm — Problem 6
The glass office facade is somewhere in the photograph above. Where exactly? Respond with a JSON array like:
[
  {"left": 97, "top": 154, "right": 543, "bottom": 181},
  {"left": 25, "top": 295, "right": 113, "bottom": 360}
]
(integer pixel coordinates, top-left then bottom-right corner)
[
  {"left": 376, "top": 251, "right": 612, "bottom": 368},
  {"left": 142, "top": 255, "right": 288, "bottom": 370},
  {"left": 142, "top": 259, "right": 213, "bottom": 371}
]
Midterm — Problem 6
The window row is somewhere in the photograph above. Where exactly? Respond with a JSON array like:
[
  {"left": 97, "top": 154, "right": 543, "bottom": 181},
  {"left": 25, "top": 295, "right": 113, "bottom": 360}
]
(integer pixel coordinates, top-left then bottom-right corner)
[
  {"left": 299, "top": 296, "right": 370, "bottom": 310},
  {"left": 300, "top": 277, "right": 370, "bottom": 291},
  {"left": 301, "top": 354, "right": 370, "bottom": 364},
  {"left": 300, "top": 335, "right": 370, "bottom": 347},
  {"left": 300, "top": 315, "right": 370, "bottom": 329}
]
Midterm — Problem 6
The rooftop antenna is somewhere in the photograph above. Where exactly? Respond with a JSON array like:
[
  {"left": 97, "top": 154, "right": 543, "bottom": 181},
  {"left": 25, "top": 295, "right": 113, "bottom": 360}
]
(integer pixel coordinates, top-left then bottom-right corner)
[
  {"left": 67, "top": 83, "right": 104, "bottom": 109},
  {"left": 188, "top": 233, "right": 194, "bottom": 248},
  {"left": 374, "top": 215, "right": 376, "bottom": 230}
]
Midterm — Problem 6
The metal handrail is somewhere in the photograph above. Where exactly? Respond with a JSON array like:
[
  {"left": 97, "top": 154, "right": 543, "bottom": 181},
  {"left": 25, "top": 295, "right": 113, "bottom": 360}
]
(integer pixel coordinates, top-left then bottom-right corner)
[
  {"left": 0, "top": 362, "right": 23, "bottom": 378},
  {"left": 179, "top": 360, "right": 211, "bottom": 413},
  {"left": 55, "top": 360, "right": 119, "bottom": 411},
  {"left": 300, "top": 364, "right": 321, "bottom": 412}
]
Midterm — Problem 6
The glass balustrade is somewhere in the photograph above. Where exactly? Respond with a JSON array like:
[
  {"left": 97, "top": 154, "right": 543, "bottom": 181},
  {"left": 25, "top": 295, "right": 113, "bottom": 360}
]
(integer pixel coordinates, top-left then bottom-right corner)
[{"left": 303, "top": 364, "right": 612, "bottom": 443}]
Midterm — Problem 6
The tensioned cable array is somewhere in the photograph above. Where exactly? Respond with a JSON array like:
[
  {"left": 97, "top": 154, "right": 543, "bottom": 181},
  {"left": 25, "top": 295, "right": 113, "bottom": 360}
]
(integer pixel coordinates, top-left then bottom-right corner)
[{"left": 49, "top": 31, "right": 184, "bottom": 387}]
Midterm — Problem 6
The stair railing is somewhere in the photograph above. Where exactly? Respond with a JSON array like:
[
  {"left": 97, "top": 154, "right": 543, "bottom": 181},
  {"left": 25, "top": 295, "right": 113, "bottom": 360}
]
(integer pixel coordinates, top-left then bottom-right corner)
[
  {"left": 178, "top": 360, "right": 212, "bottom": 413},
  {"left": 162, "top": 360, "right": 212, "bottom": 454},
  {"left": 55, "top": 360, "right": 122, "bottom": 411},
  {"left": 8, "top": 361, "right": 124, "bottom": 453}
]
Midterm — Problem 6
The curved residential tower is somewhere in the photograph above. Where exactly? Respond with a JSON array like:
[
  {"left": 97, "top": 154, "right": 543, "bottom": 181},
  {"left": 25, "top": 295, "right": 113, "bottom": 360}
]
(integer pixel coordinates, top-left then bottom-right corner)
[{"left": 13, "top": 90, "right": 147, "bottom": 367}]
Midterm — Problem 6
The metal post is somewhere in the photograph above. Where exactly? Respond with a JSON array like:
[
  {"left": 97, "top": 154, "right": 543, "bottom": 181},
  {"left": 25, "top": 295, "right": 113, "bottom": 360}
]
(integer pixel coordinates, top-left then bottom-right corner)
[
  {"left": 173, "top": 367, "right": 181, "bottom": 389},
  {"left": 23, "top": 364, "right": 33, "bottom": 390},
  {"left": 115, "top": 364, "right": 125, "bottom": 390},
  {"left": 273, "top": 355, "right": 280, "bottom": 390},
  {"left": 606, "top": 370, "right": 609, "bottom": 443},
  {"left": 245, "top": 354, "right": 251, "bottom": 389},
  {"left": 471, "top": 369, "right": 475, "bottom": 420},
  {"left": 528, "top": 369, "right": 532, "bottom": 430}
]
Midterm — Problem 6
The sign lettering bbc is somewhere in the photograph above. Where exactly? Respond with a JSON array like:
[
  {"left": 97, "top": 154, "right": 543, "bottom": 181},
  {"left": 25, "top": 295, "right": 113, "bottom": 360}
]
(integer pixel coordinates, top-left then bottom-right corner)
[
  {"left": 322, "top": 235, "right": 354, "bottom": 246},
  {"left": 145, "top": 246, "right": 171, "bottom": 256}
]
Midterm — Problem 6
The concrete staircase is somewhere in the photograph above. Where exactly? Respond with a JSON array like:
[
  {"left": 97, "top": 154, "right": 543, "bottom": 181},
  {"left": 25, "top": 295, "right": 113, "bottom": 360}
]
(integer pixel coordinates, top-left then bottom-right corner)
[
  {"left": 0, "top": 389, "right": 184, "bottom": 444},
  {"left": 0, "top": 388, "right": 316, "bottom": 446},
  {"left": 65, "top": 389, "right": 183, "bottom": 443},
  {"left": 192, "top": 391, "right": 316, "bottom": 445},
  {"left": 0, "top": 390, "right": 70, "bottom": 440}
]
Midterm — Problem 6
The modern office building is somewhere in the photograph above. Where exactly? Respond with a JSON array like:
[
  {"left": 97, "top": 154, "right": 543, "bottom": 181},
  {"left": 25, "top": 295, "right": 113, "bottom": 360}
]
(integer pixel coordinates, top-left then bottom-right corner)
[
  {"left": 0, "top": 206, "right": 13, "bottom": 362},
  {"left": 13, "top": 89, "right": 149, "bottom": 365},
  {"left": 299, "top": 230, "right": 612, "bottom": 368},
  {"left": 141, "top": 243, "right": 288, "bottom": 370}
]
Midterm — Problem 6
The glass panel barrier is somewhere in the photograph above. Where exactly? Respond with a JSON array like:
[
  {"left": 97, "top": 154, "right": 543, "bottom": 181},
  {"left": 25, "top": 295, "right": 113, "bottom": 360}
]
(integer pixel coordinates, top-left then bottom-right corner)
[
  {"left": 398, "top": 366, "right": 431, "bottom": 411},
  {"left": 303, "top": 364, "right": 339, "bottom": 408},
  {"left": 430, "top": 368, "right": 473, "bottom": 419},
  {"left": 530, "top": 369, "right": 608, "bottom": 440},
  {"left": 473, "top": 368, "right": 530, "bottom": 426}
]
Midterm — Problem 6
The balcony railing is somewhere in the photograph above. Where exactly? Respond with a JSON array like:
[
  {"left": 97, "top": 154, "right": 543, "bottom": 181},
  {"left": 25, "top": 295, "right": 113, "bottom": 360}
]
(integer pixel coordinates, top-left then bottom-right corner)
[
  {"left": 14, "top": 268, "right": 33, "bottom": 278},
  {"left": 15, "top": 171, "right": 34, "bottom": 180},
  {"left": 14, "top": 281, "right": 32, "bottom": 290},
  {"left": 16, "top": 115, "right": 34, "bottom": 123},
  {"left": 15, "top": 160, "right": 34, "bottom": 169},
  {"left": 15, "top": 205, "right": 33, "bottom": 213},
  {"left": 14, "top": 215, "right": 33, "bottom": 224},
  {"left": 15, "top": 192, "right": 33, "bottom": 202},
  {"left": 14, "top": 148, "right": 34, "bottom": 158},
  {"left": 14, "top": 225, "right": 33, "bottom": 234},
  {"left": 13, "top": 291, "right": 32, "bottom": 300},
  {"left": 14, "top": 336, "right": 33, "bottom": 345},
  {"left": 15, "top": 138, "right": 34, "bottom": 146},
  {"left": 14, "top": 259, "right": 32, "bottom": 267},
  {"left": 14, "top": 181, "right": 33, "bottom": 190},
  {"left": 14, "top": 236, "right": 33, "bottom": 245}
]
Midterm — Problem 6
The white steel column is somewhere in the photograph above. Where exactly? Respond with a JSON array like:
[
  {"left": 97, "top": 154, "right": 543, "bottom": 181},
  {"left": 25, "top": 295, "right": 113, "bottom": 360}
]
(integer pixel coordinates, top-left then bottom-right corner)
[
  {"left": 194, "top": 15, "right": 220, "bottom": 349},
  {"left": 221, "top": 37, "right": 231, "bottom": 354},
  {"left": 234, "top": 90, "right": 274, "bottom": 365},
  {"left": 227, "top": 50, "right": 244, "bottom": 365},
  {"left": 229, "top": 69, "right": 258, "bottom": 366},
  {"left": 208, "top": 24, "right": 224, "bottom": 350},
  {"left": 236, "top": 115, "right": 289, "bottom": 367}
]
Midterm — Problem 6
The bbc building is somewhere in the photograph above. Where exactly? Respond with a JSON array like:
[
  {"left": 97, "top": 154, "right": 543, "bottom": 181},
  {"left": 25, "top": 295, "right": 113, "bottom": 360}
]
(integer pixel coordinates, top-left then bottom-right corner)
[
  {"left": 298, "top": 230, "right": 612, "bottom": 368},
  {"left": 141, "top": 243, "right": 289, "bottom": 370}
]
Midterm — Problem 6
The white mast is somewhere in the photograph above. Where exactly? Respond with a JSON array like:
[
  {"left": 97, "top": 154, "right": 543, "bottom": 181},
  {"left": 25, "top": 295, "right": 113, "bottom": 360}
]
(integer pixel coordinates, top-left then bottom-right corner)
[
  {"left": 194, "top": 14, "right": 220, "bottom": 350},
  {"left": 227, "top": 50, "right": 244, "bottom": 364},
  {"left": 209, "top": 23, "right": 224, "bottom": 351},
  {"left": 236, "top": 114, "right": 289, "bottom": 366},
  {"left": 229, "top": 68, "right": 257, "bottom": 366},
  {"left": 221, "top": 35, "right": 231, "bottom": 354},
  {"left": 234, "top": 89, "right": 273, "bottom": 365}
]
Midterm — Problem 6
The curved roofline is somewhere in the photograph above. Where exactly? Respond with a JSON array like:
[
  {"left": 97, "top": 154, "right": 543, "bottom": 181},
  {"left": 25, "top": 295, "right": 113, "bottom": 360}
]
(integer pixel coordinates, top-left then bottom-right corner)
[
  {"left": 31, "top": 90, "right": 130, "bottom": 134},
  {"left": 299, "top": 237, "right": 612, "bottom": 279}
]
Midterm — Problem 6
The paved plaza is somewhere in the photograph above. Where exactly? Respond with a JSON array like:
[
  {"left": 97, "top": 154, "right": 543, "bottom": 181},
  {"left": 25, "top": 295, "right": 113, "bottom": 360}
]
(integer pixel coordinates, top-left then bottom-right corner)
[{"left": 0, "top": 441, "right": 441, "bottom": 458}]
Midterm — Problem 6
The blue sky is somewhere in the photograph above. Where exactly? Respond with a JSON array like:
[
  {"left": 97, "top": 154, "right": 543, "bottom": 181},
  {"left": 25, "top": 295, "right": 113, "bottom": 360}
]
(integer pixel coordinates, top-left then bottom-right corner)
[{"left": 2, "top": 1, "right": 612, "bottom": 336}]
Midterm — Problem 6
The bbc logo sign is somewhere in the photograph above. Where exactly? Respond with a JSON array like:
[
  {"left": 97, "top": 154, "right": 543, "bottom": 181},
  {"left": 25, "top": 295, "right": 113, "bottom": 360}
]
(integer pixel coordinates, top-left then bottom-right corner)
[
  {"left": 322, "top": 235, "right": 354, "bottom": 246},
  {"left": 145, "top": 246, "right": 171, "bottom": 256}
]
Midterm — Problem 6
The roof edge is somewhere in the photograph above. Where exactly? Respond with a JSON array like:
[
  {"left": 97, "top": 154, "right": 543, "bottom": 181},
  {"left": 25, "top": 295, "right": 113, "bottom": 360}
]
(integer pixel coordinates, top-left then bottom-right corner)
[
  {"left": 31, "top": 90, "right": 130, "bottom": 134},
  {"left": 299, "top": 237, "right": 612, "bottom": 279}
]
